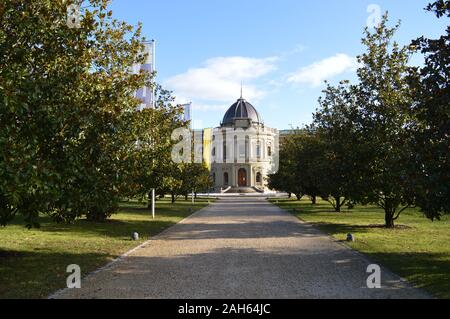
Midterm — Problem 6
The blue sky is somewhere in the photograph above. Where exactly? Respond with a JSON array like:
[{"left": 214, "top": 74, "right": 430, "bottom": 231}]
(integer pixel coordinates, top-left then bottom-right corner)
[{"left": 109, "top": 0, "right": 447, "bottom": 129}]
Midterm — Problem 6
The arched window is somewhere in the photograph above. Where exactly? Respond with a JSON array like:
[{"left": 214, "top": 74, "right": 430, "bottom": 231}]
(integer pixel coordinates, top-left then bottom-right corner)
[
  {"left": 224, "top": 172, "right": 229, "bottom": 185},
  {"left": 256, "top": 172, "right": 262, "bottom": 183}
]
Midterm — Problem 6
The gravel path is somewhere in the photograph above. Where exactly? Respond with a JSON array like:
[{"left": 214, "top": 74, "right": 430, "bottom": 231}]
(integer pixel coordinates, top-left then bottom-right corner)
[{"left": 52, "top": 197, "right": 429, "bottom": 299}]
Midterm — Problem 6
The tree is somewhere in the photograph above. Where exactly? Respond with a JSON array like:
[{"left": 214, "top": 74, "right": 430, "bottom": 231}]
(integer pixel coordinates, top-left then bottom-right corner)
[
  {"left": 268, "top": 131, "right": 306, "bottom": 200},
  {"left": 268, "top": 129, "right": 324, "bottom": 203},
  {"left": 0, "top": 0, "right": 154, "bottom": 225},
  {"left": 179, "top": 163, "right": 212, "bottom": 201},
  {"left": 121, "top": 86, "right": 186, "bottom": 209},
  {"left": 267, "top": 166, "right": 289, "bottom": 197},
  {"left": 408, "top": 1, "right": 450, "bottom": 220},
  {"left": 313, "top": 82, "right": 362, "bottom": 212},
  {"left": 353, "top": 14, "right": 415, "bottom": 227},
  {"left": 291, "top": 131, "right": 323, "bottom": 205}
]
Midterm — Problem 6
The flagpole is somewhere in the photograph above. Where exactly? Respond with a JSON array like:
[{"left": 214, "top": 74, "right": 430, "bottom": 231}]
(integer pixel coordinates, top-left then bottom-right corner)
[
  {"left": 146, "top": 39, "right": 156, "bottom": 219},
  {"left": 191, "top": 101, "right": 195, "bottom": 204}
]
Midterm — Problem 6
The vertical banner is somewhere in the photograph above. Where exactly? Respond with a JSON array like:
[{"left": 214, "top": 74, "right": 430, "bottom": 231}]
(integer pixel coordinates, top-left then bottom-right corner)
[
  {"left": 135, "top": 40, "right": 156, "bottom": 110},
  {"left": 181, "top": 102, "right": 192, "bottom": 122},
  {"left": 203, "top": 128, "right": 213, "bottom": 171}
]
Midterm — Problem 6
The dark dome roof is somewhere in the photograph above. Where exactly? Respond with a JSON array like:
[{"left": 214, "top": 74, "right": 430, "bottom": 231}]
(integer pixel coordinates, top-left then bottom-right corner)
[{"left": 221, "top": 98, "right": 263, "bottom": 126}]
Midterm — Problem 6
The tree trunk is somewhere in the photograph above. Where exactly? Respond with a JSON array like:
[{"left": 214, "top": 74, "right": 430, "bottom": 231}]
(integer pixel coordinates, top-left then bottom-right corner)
[
  {"left": 311, "top": 195, "right": 317, "bottom": 205},
  {"left": 295, "top": 193, "right": 302, "bottom": 201},
  {"left": 171, "top": 193, "right": 176, "bottom": 203},
  {"left": 383, "top": 198, "right": 397, "bottom": 228},
  {"left": 184, "top": 194, "right": 188, "bottom": 201},
  {"left": 288, "top": 193, "right": 292, "bottom": 198},
  {"left": 334, "top": 196, "right": 341, "bottom": 212},
  {"left": 385, "top": 211, "right": 395, "bottom": 228}
]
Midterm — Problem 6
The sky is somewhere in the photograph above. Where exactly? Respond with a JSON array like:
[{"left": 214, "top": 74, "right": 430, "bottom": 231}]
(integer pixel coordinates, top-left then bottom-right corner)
[{"left": 109, "top": 0, "right": 447, "bottom": 130}]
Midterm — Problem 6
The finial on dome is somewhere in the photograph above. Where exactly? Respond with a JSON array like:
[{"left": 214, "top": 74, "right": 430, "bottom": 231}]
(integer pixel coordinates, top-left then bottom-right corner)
[{"left": 240, "top": 81, "right": 243, "bottom": 99}]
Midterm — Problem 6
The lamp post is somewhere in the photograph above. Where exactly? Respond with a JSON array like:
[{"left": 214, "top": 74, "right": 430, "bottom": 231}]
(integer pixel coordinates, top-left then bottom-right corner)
[{"left": 152, "top": 188, "right": 155, "bottom": 219}]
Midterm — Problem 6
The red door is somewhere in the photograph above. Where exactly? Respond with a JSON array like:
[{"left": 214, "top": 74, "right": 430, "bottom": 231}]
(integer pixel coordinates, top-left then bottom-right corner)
[{"left": 238, "top": 169, "right": 247, "bottom": 187}]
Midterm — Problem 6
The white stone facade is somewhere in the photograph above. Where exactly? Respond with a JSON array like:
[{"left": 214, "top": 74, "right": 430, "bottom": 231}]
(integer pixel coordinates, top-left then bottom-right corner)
[{"left": 210, "top": 121, "right": 278, "bottom": 192}]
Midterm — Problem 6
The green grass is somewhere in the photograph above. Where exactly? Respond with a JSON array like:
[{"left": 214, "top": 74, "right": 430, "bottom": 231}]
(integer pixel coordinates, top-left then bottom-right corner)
[
  {"left": 270, "top": 197, "right": 450, "bottom": 299},
  {"left": 0, "top": 197, "right": 212, "bottom": 299}
]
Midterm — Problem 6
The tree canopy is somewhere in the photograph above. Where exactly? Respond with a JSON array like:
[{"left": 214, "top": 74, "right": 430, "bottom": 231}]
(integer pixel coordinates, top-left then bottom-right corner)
[
  {"left": 0, "top": 0, "right": 211, "bottom": 227},
  {"left": 269, "top": 3, "right": 449, "bottom": 227}
]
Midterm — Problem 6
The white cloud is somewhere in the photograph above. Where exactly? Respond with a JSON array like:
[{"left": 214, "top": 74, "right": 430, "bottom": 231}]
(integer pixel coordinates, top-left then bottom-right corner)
[
  {"left": 164, "top": 56, "right": 277, "bottom": 103},
  {"left": 280, "top": 44, "right": 307, "bottom": 59},
  {"left": 191, "top": 103, "right": 229, "bottom": 112},
  {"left": 287, "top": 53, "right": 357, "bottom": 87}
]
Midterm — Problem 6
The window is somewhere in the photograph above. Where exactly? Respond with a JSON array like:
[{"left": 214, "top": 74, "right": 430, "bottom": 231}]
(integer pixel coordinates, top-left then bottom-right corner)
[
  {"left": 239, "top": 144, "right": 245, "bottom": 157},
  {"left": 224, "top": 172, "right": 229, "bottom": 185},
  {"left": 212, "top": 147, "right": 216, "bottom": 156},
  {"left": 212, "top": 173, "right": 216, "bottom": 184},
  {"left": 268, "top": 146, "right": 272, "bottom": 157},
  {"left": 256, "top": 172, "right": 262, "bottom": 183}
]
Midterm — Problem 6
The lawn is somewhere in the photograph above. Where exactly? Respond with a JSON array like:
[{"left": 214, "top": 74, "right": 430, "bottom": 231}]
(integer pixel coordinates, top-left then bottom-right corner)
[
  {"left": 270, "top": 197, "right": 450, "bottom": 299},
  {"left": 0, "top": 197, "right": 212, "bottom": 299}
]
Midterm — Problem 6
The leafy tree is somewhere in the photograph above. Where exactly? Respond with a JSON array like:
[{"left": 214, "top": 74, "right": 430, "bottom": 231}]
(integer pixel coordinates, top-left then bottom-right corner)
[
  {"left": 313, "top": 82, "right": 362, "bottom": 212},
  {"left": 0, "top": 0, "right": 152, "bottom": 225},
  {"left": 408, "top": 1, "right": 449, "bottom": 220},
  {"left": 179, "top": 163, "right": 212, "bottom": 201},
  {"left": 425, "top": 0, "right": 449, "bottom": 17},
  {"left": 293, "top": 131, "right": 323, "bottom": 205},
  {"left": 122, "top": 86, "right": 186, "bottom": 209},
  {"left": 268, "top": 132, "right": 305, "bottom": 200},
  {"left": 189, "top": 164, "right": 213, "bottom": 198},
  {"left": 267, "top": 166, "right": 290, "bottom": 197},
  {"left": 269, "top": 130, "right": 323, "bottom": 202},
  {"left": 353, "top": 14, "right": 415, "bottom": 227}
]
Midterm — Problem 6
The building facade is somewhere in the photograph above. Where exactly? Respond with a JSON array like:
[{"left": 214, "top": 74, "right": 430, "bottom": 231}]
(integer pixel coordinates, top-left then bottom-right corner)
[{"left": 209, "top": 97, "right": 278, "bottom": 193}]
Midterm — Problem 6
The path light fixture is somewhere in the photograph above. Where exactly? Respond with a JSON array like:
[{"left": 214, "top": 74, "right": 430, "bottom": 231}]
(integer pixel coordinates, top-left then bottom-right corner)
[{"left": 347, "top": 234, "right": 355, "bottom": 242}]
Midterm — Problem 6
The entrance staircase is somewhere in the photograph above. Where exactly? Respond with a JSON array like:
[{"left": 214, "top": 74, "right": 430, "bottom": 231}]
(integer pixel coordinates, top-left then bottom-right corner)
[{"left": 224, "top": 187, "right": 264, "bottom": 194}]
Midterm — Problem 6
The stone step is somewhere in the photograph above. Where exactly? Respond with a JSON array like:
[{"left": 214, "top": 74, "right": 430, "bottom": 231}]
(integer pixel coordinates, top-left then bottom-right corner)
[{"left": 224, "top": 187, "right": 258, "bottom": 194}]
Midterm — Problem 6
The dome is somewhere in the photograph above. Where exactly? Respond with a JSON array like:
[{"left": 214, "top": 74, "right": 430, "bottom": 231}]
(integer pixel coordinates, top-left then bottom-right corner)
[{"left": 221, "top": 98, "right": 263, "bottom": 127}]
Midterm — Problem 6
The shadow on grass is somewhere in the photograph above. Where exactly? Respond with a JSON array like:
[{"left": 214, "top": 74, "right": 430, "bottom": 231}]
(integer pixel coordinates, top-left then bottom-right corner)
[
  {"left": 272, "top": 198, "right": 424, "bottom": 217},
  {"left": 6, "top": 201, "right": 204, "bottom": 239},
  {"left": 0, "top": 249, "right": 112, "bottom": 299},
  {"left": 308, "top": 222, "right": 414, "bottom": 236},
  {"left": 37, "top": 218, "right": 186, "bottom": 239}
]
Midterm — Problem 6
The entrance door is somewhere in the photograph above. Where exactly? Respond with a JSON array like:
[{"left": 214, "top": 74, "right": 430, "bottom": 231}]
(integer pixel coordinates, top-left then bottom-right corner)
[{"left": 238, "top": 168, "right": 247, "bottom": 187}]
